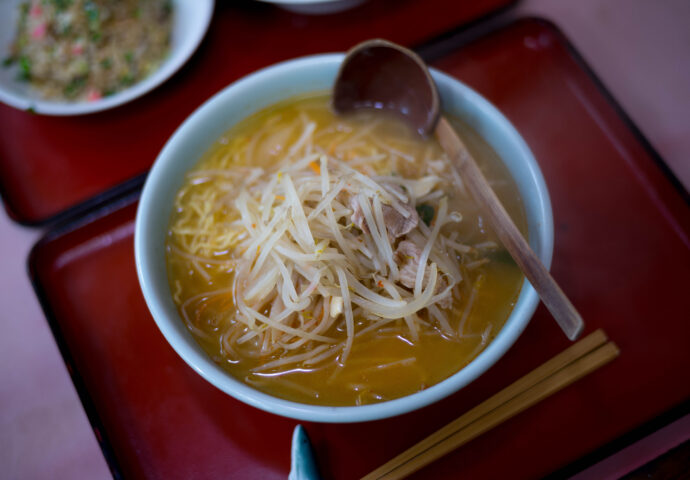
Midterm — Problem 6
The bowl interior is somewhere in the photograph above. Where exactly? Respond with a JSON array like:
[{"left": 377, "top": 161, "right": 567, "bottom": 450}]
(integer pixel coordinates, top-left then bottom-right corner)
[
  {"left": 0, "top": 0, "right": 214, "bottom": 115},
  {"left": 135, "top": 54, "right": 553, "bottom": 422}
]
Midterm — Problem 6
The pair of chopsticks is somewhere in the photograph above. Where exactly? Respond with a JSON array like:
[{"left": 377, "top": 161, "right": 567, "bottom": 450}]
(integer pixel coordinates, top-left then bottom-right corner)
[{"left": 362, "top": 329, "right": 619, "bottom": 480}]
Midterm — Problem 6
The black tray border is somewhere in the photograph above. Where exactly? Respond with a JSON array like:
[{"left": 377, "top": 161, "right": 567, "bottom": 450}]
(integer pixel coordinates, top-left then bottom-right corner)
[
  {"left": 26, "top": 14, "right": 690, "bottom": 480},
  {"left": 1, "top": 171, "right": 148, "bottom": 228}
]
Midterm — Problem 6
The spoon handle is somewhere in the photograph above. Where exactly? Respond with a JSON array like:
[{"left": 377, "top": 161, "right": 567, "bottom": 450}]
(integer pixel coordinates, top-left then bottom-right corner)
[{"left": 435, "top": 117, "right": 584, "bottom": 341}]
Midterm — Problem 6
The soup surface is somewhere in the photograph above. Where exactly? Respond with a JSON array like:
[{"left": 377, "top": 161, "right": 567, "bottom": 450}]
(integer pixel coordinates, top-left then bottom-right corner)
[{"left": 166, "top": 94, "right": 526, "bottom": 406}]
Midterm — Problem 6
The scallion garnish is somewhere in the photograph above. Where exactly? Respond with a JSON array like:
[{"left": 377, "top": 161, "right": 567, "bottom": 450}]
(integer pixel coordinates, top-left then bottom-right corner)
[{"left": 416, "top": 204, "right": 435, "bottom": 226}]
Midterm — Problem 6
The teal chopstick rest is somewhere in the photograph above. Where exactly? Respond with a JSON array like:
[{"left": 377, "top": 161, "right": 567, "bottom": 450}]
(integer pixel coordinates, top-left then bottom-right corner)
[{"left": 289, "top": 425, "right": 321, "bottom": 480}]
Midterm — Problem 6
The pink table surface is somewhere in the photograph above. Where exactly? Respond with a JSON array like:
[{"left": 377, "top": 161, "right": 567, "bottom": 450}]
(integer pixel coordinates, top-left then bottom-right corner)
[{"left": 1, "top": 1, "right": 688, "bottom": 479}]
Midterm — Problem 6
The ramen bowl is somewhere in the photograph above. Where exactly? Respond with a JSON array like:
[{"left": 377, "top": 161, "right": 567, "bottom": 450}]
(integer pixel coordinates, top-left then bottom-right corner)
[{"left": 134, "top": 53, "right": 553, "bottom": 423}]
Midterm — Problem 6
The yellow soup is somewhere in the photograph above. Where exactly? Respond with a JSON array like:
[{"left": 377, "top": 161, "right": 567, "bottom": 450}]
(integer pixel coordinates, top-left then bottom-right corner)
[{"left": 166, "top": 94, "right": 526, "bottom": 406}]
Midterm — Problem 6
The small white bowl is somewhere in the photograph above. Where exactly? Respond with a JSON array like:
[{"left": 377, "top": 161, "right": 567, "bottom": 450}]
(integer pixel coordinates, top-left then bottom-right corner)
[
  {"left": 0, "top": 0, "right": 214, "bottom": 115},
  {"left": 135, "top": 54, "right": 554, "bottom": 423}
]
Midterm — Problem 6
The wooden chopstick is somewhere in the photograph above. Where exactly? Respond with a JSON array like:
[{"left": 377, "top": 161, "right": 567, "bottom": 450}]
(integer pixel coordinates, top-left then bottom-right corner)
[{"left": 362, "top": 329, "right": 619, "bottom": 480}]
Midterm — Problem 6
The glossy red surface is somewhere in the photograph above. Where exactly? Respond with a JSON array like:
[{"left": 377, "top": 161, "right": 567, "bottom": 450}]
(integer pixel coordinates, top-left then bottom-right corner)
[
  {"left": 29, "top": 19, "right": 690, "bottom": 480},
  {"left": 0, "top": 0, "right": 512, "bottom": 225}
]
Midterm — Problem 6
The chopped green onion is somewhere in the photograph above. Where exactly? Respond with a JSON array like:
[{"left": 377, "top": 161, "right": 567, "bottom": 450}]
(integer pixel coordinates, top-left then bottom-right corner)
[
  {"left": 63, "top": 76, "right": 87, "bottom": 98},
  {"left": 17, "top": 56, "right": 31, "bottom": 81},
  {"left": 2, "top": 56, "right": 16, "bottom": 68},
  {"left": 53, "top": 0, "right": 74, "bottom": 11},
  {"left": 416, "top": 204, "right": 435, "bottom": 226},
  {"left": 100, "top": 58, "right": 112, "bottom": 69},
  {"left": 119, "top": 73, "right": 135, "bottom": 86},
  {"left": 84, "top": 2, "right": 99, "bottom": 23}
]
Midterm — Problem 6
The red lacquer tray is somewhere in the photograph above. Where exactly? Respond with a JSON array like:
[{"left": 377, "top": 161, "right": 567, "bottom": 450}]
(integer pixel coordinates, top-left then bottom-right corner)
[
  {"left": 29, "top": 19, "right": 690, "bottom": 480},
  {"left": 0, "top": 0, "right": 514, "bottom": 226}
]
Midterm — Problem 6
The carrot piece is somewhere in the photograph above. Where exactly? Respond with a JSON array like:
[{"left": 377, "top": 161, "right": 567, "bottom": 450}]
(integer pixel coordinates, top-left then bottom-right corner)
[{"left": 309, "top": 161, "right": 321, "bottom": 175}]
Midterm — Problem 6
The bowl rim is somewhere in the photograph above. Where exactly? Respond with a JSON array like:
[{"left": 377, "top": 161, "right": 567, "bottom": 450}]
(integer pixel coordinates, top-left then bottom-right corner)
[
  {"left": 257, "top": 0, "right": 346, "bottom": 4},
  {"left": 0, "top": 0, "right": 214, "bottom": 116},
  {"left": 135, "top": 53, "right": 553, "bottom": 423}
]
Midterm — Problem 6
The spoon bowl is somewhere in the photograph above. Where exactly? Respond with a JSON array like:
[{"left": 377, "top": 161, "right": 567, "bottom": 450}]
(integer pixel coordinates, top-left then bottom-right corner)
[{"left": 333, "top": 39, "right": 439, "bottom": 136}]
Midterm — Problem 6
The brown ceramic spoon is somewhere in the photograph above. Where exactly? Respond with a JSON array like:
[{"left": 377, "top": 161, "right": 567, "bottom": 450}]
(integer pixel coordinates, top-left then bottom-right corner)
[{"left": 333, "top": 39, "right": 584, "bottom": 341}]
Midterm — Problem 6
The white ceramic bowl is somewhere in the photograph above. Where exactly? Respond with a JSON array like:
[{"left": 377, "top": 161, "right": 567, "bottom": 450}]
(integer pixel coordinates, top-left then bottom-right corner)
[
  {"left": 135, "top": 54, "right": 554, "bottom": 423},
  {"left": 0, "top": 0, "right": 214, "bottom": 115}
]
